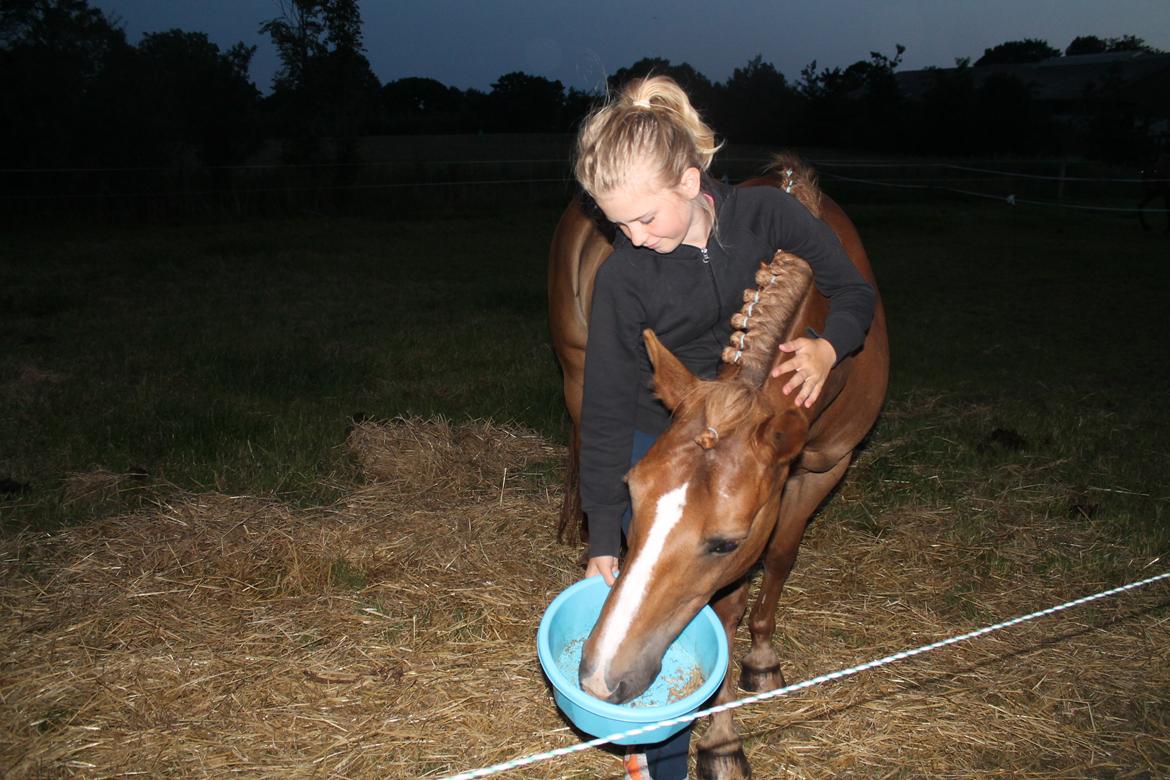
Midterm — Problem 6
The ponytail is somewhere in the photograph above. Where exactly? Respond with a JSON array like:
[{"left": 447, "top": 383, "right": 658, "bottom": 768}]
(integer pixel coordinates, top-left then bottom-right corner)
[{"left": 574, "top": 76, "right": 722, "bottom": 202}]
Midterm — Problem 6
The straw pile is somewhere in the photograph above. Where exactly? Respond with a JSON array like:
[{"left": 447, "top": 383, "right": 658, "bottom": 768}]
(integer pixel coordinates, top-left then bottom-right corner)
[{"left": 2, "top": 417, "right": 1167, "bottom": 778}]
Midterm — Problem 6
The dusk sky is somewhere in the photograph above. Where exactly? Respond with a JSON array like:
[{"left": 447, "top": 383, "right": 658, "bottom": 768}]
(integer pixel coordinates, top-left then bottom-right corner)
[{"left": 90, "top": 0, "right": 1170, "bottom": 93}]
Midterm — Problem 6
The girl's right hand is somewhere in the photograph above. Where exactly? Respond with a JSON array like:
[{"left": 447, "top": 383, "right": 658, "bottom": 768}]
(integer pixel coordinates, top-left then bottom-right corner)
[{"left": 584, "top": 555, "right": 619, "bottom": 586}]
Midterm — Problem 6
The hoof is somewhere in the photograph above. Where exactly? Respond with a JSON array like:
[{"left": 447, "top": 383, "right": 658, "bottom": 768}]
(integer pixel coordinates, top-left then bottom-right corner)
[
  {"left": 696, "top": 747, "right": 751, "bottom": 780},
  {"left": 738, "top": 661, "right": 784, "bottom": 693}
]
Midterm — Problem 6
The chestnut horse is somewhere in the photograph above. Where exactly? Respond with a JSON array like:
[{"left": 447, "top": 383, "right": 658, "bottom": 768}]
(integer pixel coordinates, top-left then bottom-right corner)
[{"left": 547, "top": 157, "right": 888, "bottom": 779}]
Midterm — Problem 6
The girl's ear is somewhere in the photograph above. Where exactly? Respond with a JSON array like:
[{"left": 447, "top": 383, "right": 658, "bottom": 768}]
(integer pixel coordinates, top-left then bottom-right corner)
[{"left": 677, "top": 166, "right": 702, "bottom": 199}]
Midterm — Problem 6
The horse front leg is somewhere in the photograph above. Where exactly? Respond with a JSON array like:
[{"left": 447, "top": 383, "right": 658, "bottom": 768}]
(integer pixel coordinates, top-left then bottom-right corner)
[
  {"left": 740, "top": 457, "right": 851, "bottom": 692},
  {"left": 695, "top": 577, "right": 753, "bottom": 780}
]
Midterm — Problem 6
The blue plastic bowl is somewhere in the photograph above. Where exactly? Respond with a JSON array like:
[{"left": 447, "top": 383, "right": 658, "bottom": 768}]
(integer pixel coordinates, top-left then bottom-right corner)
[{"left": 537, "top": 575, "right": 729, "bottom": 744}]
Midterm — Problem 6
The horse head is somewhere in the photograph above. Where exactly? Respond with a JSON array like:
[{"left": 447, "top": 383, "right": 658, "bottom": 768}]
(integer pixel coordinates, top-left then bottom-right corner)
[{"left": 579, "top": 251, "right": 817, "bottom": 704}]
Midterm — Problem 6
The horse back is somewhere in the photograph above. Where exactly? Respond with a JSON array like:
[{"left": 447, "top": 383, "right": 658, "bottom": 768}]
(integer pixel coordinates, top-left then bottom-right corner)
[{"left": 805, "top": 195, "right": 888, "bottom": 459}]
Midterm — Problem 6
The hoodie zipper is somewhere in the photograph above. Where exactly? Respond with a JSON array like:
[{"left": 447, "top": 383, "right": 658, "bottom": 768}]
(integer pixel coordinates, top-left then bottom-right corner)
[
  {"left": 699, "top": 246, "right": 725, "bottom": 348},
  {"left": 699, "top": 246, "right": 722, "bottom": 304}
]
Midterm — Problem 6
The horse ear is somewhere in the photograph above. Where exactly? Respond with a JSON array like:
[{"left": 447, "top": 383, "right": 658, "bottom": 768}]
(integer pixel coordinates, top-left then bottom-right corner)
[
  {"left": 755, "top": 407, "right": 808, "bottom": 463},
  {"left": 643, "top": 329, "right": 697, "bottom": 411}
]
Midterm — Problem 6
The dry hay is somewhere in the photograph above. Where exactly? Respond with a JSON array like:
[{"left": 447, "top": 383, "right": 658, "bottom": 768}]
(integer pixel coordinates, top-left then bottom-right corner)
[
  {"left": 345, "top": 416, "right": 560, "bottom": 506},
  {"left": 2, "top": 416, "right": 1168, "bottom": 778},
  {"left": 60, "top": 467, "right": 154, "bottom": 509}
]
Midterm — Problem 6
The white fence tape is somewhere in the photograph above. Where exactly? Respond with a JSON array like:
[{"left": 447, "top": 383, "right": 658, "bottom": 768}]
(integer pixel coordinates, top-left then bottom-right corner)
[{"left": 438, "top": 569, "right": 1170, "bottom": 780}]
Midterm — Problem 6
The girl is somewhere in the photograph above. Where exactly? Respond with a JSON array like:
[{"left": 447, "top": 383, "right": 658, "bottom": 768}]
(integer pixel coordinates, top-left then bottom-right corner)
[{"left": 573, "top": 75, "right": 875, "bottom": 779}]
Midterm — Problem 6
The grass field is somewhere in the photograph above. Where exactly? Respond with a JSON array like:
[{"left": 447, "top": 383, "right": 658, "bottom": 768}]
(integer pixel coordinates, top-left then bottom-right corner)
[
  {"left": 1, "top": 205, "right": 568, "bottom": 525},
  {"left": 3, "top": 189, "right": 1167, "bottom": 542},
  {"left": 2, "top": 182, "right": 1169, "bottom": 777}
]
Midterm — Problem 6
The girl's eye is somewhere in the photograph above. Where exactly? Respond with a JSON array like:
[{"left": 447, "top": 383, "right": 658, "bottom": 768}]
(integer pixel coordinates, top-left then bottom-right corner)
[{"left": 641, "top": 216, "right": 654, "bottom": 225}]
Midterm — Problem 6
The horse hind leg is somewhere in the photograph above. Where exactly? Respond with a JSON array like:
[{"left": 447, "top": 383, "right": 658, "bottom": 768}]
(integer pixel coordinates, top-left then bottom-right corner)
[{"left": 739, "top": 455, "right": 852, "bottom": 692}]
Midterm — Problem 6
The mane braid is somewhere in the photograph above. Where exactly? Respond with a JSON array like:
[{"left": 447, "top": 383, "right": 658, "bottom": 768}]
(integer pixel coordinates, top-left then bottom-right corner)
[
  {"left": 720, "top": 251, "right": 814, "bottom": 387},
  {"left": 691, "top": 151, "right": 824, "bottom": 448},
  {"left": 769, "top": 151, "right": 822, "bottom": 218}
]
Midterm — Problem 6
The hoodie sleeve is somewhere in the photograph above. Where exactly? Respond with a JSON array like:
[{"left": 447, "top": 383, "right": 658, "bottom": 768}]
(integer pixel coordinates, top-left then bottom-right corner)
[
  {"left": 766, "top": 190, "right": 875, "bottom": 362},
  {"left": 578, "top": 255, "right": 645, "bottom": 558}
]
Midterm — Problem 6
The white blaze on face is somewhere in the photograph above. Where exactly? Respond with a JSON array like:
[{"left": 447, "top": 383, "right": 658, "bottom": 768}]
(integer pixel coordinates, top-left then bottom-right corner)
[{"left": 593, "top": 481, "right": 689, "bottom": 667}]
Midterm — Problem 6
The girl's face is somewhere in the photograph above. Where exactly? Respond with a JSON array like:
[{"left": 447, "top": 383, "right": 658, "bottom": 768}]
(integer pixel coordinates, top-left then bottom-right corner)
[{"left": 595, "top": 164, "right": 709, "bottom": 253}]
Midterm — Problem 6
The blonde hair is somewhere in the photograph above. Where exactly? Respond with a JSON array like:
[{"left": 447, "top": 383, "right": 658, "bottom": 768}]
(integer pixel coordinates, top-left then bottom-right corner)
[{"left": 575, "top": 76, "right": 721, "bottom": 216}]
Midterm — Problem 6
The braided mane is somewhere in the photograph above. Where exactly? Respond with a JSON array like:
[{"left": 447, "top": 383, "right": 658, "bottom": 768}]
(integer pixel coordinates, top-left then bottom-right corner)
[
  {"left": 688, "top": 154, "right": 821, "bottom": 449},
  {"left": 770, "top": 151, "right": 822, "bottom": 218},
  {"left": 719, "top": 251, "right": 813, "bottom": 386},
  {"left": 719, "top": 154, "right": 822, "bottom": 386}
]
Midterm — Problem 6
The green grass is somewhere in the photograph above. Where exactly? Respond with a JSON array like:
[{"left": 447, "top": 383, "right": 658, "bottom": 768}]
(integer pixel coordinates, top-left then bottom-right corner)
[
  {"left": 1, "top": 196, "right": 1168, "bottom": 550},
  {"left": 846, "top": 198, "right": 1170, "bottom": 575},
  {"left": 1, "top": 208, "right": 568, "bottom": 528}
]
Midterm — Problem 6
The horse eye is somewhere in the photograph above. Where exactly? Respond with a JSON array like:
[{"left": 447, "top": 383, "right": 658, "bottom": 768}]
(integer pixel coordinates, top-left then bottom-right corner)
[{"left": 707, "top": 539, "right": 739, "bottom": 555}]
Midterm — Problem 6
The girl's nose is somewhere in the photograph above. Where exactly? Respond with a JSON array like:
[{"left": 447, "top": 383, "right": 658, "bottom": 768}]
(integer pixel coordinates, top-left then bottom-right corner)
[{"left": 628, "top": 224, "right": 647, "bottom": 246}]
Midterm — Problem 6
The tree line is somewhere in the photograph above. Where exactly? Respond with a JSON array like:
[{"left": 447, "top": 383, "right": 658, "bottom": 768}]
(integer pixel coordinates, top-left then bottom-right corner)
[{"left": 2, "top": 0, "right": 1165, "bottom": 173}]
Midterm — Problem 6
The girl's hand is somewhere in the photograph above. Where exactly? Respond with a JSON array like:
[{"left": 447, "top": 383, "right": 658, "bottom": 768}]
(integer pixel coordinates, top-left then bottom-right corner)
[
  {"left": 584, "top": 555, "right": 619, "bottom": 586},
  {"left": 772, "top": 337, "right": 836, "bottom": 408}
]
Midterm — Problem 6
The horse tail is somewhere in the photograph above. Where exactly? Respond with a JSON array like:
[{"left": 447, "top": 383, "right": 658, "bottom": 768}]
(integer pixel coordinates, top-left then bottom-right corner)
[
  {"left": 556, "top": 429, "right": 584, "bottom": 546},
  {"left": 766, "top": 151, "right": 823, "bottom": 219}
]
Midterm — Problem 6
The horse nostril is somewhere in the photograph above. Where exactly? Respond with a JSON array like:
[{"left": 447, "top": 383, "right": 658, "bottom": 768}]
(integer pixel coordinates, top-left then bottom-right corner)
[{"left": 611, "top": 679, "right": 629, "bottom": 704}]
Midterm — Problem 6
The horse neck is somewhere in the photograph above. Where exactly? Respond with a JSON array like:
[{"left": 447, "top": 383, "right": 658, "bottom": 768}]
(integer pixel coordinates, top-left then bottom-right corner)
[{"left": 720, "top": 251, "right": 815, "bottom": 387}]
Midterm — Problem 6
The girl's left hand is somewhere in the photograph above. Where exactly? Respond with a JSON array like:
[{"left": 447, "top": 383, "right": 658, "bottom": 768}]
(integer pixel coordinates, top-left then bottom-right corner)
[{"left": 771, "top": 337, "right": 836, "bottom": 408}]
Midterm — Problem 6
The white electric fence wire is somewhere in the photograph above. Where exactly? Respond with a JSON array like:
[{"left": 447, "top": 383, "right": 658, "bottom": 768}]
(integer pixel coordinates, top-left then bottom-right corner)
[
  {"left": 5, "top": 159, "right": 1166, "bottom": 182},
  {"left": 812, "top": 160, "right": 1162, "bottom": 183},
  {"left": 817, "top": 171, "right": 1154, "bottom": 213},
  {"left": 0, "top": 159, "right": 571, "bottom": 173},
  {"left": 6, "top": 160, "right": 1163, "bottom": 213},
  {"left": 1, "top": 178, "right": 575, "bottom": 201},
  {"left": 438, "top": 569, "right": 1170, "bottom": 780}
]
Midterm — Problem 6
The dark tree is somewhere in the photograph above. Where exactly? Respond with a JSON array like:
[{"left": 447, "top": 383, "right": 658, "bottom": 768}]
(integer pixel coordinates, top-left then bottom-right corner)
[
  {"left": 261, "top": 0, "right": 380, "bottom": 161},
  {"left": 0, "top": 0, "right": 129, "bottom": 167},
  {"left": 486, "top": 71, "right": 566, "bottom": 132},
  {"left": 974, "top": 38, "right": 1060, "bottom": 66},
  {"left": 1103, "top": 35, "right": 1162, "bottom": 54},
  {"left": 797, "top": 45, "right": 905, "bottom": 149},
  {"left": 381, "top": 76, "right": 466, "bottom": 133},
  {"left": 562, "top": 86, "right": 599, "bottom": 132},
  {"left": 119, "top": 30, "right": 260, "bottom": 165},
  {"left": 1067, "top": 34, "right": 1161, "bottom": 56},
  {"left": 1066, "top": 35, "right": 1108, "bottom": 56},
  {"left": 712, "top": 54, "right": 798, "bottom": 145},
  {"left": 608, "top": 57, "right": 716, "bottom": 114}
]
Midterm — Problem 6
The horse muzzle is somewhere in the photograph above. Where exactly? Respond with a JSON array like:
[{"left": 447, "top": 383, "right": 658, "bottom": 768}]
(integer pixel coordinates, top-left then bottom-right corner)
[{"left": 579, "top": 653, "right": 662, "bottom": 704}]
